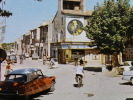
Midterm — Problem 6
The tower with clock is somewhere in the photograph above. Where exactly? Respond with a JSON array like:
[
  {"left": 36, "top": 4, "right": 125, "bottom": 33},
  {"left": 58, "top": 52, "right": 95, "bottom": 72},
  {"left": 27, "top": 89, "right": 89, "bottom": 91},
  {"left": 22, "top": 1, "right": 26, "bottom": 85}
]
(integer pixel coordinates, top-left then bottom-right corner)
[{"left": 51, "top": 0, "right": 103, "bottom": 65}]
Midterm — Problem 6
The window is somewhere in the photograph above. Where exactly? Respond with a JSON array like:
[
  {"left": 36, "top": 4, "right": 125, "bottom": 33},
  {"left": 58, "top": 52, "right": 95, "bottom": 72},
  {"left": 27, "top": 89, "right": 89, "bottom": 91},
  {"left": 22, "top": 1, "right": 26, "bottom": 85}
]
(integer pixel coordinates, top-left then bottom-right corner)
[
  {"left": 63, "top": 1, "right": 80, "bottom": 10},
  {"left": 6, "top": 75, "right": 27, "bottom": 82},
  {"left": 62, "top": 17, "right": 63, "bottom": 25}
]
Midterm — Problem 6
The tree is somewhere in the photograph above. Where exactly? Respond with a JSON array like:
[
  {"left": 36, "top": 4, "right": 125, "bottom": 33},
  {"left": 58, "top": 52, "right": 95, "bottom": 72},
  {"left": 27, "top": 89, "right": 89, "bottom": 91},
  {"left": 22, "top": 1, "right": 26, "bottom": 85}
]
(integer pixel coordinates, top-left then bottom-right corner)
[
  {"left": 0, "top": 0, "right": 12, "bottom": 17},
  {"left": 1, "top": 42, "right": 14, "bottom": 50},
  {"left": 84, "top": 0, "right": 133, "bottom": 67}
]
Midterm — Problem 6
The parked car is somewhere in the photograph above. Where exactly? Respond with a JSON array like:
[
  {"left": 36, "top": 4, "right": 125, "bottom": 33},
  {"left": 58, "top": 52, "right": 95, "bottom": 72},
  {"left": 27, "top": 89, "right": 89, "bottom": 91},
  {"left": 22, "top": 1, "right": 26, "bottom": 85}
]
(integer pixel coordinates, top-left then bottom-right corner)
[
  {"left": 122, "top": 70, "right": 133, "bottom": 85},
  {"left": 25, "top": 53, "right": 29, "bottom": 58},
  {"left": 32, "top": 53, "right": 38, "bottom": 60},
  {"left": 0, "top": 68, "right": 56, "bottom": 97},
  {"left": 118, "top": 61, "right": 133, "bottom": 74},
  {"left": 7, "top": 54, "right": 17, "bottom": 63}
]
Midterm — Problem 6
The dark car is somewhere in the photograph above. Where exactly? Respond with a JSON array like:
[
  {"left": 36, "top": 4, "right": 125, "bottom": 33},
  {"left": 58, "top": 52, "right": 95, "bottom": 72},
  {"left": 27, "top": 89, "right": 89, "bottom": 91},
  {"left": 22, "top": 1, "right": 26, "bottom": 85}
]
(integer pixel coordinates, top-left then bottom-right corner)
[
  {"left": 0, "top": 68, "right": 56, "bottom": 97},
  {"left": 7, "top": 54, "right": 17, "bottom": 63}
]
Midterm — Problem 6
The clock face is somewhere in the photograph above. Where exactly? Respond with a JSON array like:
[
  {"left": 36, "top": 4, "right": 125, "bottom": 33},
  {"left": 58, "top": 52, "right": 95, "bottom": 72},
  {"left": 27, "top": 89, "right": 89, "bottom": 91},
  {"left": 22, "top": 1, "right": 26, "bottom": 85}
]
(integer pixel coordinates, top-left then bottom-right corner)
[{"left": 67, "top": 19, "right": 83, "bottom": 35}]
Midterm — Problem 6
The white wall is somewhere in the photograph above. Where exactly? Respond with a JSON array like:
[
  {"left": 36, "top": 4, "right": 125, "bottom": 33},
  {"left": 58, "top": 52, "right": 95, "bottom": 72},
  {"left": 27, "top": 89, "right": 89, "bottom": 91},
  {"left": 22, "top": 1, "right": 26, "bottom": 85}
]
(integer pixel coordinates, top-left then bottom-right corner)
[{"left": 65, "top": 15, "right": 91, "bottom": 42}]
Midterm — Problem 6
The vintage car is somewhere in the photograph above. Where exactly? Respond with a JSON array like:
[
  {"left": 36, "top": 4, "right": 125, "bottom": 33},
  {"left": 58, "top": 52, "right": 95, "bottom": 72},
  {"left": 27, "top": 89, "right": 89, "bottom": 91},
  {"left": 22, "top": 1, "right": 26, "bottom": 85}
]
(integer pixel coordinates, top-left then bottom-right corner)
[
  {"left": 24, "top": 53, "right": 30, "bottom": 58},
  {"left": 7, "top": 54, "right": 17, "bottom": 63},
  {"left": 122, "top": 70, "right": 133, "bottom": 85},
  {"left": 0, "top": 68, "right": 56, "bottom": 97},
  {"left": 32, "top": 53, "right": 39, "bottom": 60},
  {"left": 118, "top": 61, "right": 133, "bottom": 74}
]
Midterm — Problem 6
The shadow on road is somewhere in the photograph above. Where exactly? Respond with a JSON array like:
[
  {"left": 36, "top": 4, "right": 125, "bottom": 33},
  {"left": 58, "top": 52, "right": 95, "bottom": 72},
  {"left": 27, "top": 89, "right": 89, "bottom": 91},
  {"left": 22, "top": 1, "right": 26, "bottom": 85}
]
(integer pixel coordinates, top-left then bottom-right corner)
[
  {"left": 30, "top": 91, "right": 53, "bottom": 99},
  {"left": 0, "top": 91, "right": 53, "bottom": 100},
  {"left": 83, "top": 67, "right": 102, "bottom": 72},
  {"left": 73, "top": 84, "right": 83, "bottom": 88},
  {"left": 126, "top": 98, "right": 133, "bottom": 100},
  {"left": 119, "top": 82, "right": 132, "bottom": 86}
]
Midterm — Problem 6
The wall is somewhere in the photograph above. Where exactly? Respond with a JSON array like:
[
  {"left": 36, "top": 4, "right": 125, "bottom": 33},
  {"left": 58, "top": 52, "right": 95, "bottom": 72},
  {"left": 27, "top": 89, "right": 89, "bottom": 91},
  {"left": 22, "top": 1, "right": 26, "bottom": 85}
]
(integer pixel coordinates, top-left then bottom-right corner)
[{"left": 65, "top": 15, "right": 91, "bottom": 42}]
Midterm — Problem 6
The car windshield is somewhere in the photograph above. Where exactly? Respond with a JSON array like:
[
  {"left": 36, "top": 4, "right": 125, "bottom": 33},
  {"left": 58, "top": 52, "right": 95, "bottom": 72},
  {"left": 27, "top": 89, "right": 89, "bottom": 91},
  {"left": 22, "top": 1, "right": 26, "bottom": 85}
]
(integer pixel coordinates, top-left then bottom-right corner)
[
  {"left": 6, "top": 75, "right": 27, "bottom": 82},
  {"left": 10, "top": 55, "right": 16, "bottom": 59}
]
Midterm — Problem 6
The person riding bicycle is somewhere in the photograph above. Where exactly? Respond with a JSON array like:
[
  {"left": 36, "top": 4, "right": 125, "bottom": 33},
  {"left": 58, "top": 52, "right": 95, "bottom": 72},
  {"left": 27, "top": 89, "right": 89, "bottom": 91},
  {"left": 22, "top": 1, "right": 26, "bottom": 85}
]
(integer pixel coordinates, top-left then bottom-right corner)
[{"left": 75, "top": 61, "right": 84, "bottom": 86}]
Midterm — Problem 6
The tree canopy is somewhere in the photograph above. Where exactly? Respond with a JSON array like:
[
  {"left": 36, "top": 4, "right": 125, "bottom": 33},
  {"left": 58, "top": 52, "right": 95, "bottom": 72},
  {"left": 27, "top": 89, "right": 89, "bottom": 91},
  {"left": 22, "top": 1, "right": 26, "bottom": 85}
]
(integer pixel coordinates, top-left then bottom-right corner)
[
  {"left": 1, "top": 42, "right": 14, "bottom": 50},
  {"left": 84, "top": 0, "right": 133, "bottom": 55},
  {"left": 0, "top": 0, "right": 12, "bottom": 17}
]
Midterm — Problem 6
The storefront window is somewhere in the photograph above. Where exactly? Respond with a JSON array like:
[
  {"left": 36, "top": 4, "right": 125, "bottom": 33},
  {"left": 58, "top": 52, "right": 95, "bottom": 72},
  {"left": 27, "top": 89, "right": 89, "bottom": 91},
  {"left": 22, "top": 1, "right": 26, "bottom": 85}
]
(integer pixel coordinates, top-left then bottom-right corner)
[{"left": 72, "top": 50, "right": 84, "bottom": 60}]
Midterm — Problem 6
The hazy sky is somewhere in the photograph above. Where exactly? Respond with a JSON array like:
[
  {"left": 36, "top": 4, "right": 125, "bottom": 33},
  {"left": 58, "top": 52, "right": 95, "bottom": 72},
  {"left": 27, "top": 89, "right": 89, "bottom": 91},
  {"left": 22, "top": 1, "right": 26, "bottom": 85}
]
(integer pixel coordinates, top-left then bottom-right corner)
[{"left": 1, "top": 0, "right": 133, "bottom": 43}]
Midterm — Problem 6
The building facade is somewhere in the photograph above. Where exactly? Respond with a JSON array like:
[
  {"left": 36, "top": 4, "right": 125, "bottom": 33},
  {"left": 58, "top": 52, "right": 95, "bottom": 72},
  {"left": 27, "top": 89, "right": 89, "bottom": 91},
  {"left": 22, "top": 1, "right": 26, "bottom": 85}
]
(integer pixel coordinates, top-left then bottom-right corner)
[
  {"left": 14, "top": 0, "right": 126, "bottom": 65},
  {"left": 51, "top": 0, "right": 104, "bottom": 65}
]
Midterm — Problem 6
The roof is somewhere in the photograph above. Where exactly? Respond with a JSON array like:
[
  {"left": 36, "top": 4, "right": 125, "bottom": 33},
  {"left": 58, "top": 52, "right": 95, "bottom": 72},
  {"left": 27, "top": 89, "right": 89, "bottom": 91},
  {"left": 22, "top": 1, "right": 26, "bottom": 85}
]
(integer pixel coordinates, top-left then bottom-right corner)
[
  {"left": 61, "top": 10, "right": 93, "bottom": 16},
  {"left": 9, "top": 68, "right": 41, "bottom": 76}
]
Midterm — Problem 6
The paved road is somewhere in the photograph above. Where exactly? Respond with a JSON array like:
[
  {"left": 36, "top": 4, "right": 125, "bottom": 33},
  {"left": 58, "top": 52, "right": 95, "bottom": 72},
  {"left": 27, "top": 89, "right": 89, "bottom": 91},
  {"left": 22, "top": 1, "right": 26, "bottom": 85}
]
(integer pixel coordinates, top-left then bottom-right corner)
[{"left": 1, "top": 57, "right": 133, "bottom": 100}]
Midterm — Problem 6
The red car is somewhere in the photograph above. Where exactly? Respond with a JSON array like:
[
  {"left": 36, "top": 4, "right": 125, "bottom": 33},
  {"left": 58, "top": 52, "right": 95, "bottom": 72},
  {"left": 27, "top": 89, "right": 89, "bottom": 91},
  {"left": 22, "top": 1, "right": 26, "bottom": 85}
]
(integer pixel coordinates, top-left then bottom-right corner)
[{"left": 0, "top": 68, "right": 56, "bottom": 97}]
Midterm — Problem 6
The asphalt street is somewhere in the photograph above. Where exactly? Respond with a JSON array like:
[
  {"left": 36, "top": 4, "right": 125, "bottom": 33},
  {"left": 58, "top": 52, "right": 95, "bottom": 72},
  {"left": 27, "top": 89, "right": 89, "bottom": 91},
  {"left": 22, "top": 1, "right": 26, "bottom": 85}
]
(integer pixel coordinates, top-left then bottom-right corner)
[{"left": 1, "top": 57, "right": 133, "bottom": 100}]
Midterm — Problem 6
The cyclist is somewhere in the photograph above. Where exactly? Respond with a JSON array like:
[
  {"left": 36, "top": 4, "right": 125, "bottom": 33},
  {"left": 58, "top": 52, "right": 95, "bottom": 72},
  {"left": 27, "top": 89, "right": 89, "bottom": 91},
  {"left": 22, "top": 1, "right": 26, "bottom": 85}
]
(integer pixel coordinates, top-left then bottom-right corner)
[{"left": 75, "top": 61, "right": 84, "bottom": 86}]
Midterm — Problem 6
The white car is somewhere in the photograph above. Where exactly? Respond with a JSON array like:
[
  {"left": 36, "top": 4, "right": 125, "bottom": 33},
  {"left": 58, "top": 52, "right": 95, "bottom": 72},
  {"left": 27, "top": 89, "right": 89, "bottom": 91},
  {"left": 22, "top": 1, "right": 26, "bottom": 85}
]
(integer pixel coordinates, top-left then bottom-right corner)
[
  {"left": 25, "top": 53, "right": 30, "bottom": 58},
  {"left": 122, "top": 71, "right": 133, "bottom": 85},
  {"left": 118, "top": 61, "right": 133, "bottom": 74},
  {"left": 32, "top": 53, "right": 39, "bottom": 60}
]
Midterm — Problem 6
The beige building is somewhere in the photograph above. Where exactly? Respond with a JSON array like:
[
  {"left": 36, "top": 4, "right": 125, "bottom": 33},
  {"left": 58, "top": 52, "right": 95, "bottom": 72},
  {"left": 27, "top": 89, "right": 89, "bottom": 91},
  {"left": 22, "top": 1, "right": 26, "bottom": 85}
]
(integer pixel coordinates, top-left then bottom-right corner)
[
  {"left": 15, "top": 0, "right": 124, "bottom": 66},
  {"left": 51, "top": 0, "right": 104, "bottom": 65},
  {"left": 14, "top": 37, "right": 23, "bottom": 55},
  {"left": 38, "top": 20, "right": 53, "bottom": 59}
]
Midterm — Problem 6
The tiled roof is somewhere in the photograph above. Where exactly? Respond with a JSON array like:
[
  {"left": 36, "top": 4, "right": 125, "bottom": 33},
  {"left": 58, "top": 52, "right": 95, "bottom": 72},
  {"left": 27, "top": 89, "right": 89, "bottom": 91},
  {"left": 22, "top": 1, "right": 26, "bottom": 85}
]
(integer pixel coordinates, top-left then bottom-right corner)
[{"left": 61, "top": 10, "right": 92, "bottom": 16}]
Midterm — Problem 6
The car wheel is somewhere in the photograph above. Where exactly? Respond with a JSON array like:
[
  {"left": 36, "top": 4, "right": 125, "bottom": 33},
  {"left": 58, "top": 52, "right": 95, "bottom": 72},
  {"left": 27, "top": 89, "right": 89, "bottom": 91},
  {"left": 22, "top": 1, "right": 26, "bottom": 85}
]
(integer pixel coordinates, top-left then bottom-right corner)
[
  {"left": 22, "top": 95, "right": 29, "bottom": 100},
  {"left": 49, "top": 81, "right": 55, "bottom": 92}
]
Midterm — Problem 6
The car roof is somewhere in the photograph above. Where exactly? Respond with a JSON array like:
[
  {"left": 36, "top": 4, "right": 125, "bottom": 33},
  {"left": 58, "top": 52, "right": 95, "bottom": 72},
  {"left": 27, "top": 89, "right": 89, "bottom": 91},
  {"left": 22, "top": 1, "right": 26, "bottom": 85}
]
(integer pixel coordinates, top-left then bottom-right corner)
[{"left": 9, "top": 68, "right": 41, "bottom": 76}]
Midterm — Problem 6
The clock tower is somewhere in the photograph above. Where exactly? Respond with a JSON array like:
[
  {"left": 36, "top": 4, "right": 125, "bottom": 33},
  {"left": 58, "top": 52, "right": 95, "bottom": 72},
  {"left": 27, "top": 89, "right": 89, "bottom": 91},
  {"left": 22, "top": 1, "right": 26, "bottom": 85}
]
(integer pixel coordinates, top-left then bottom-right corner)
[
  {"left": 52, "top": 0, "right": 102, "bottom": 65},
  {"left": 58, "top": 0, "right": 86, "bottom": 13}
]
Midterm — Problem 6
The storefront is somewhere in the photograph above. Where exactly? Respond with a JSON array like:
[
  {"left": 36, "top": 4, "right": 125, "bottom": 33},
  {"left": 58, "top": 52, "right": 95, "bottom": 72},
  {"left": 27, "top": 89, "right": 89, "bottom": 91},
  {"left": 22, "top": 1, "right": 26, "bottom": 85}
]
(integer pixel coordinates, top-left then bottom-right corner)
[{"left": 51, "top": 43, "right": 101, "bottom": 64}]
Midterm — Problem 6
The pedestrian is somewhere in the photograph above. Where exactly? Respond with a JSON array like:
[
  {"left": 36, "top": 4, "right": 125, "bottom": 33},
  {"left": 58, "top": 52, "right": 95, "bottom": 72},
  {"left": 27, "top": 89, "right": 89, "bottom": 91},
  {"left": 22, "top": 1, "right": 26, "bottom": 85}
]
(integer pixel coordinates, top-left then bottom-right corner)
[
  {"left": 74, "top": 56, "right": 78, "bottom": 66},
  {"left": 43, "top": 54, "right": 47, "bottom": 65},
  {"left": 50, "top": 57, "right": 54, "bottom": 65},
  {"left": 20, "top": 55, "right": 24, "bottom": 64},
  {"left": 5, "top": 62, "right": 13, "bottom": 77},
  {"left": 80, "top": 58, "right": 83, "bottom": 65}
]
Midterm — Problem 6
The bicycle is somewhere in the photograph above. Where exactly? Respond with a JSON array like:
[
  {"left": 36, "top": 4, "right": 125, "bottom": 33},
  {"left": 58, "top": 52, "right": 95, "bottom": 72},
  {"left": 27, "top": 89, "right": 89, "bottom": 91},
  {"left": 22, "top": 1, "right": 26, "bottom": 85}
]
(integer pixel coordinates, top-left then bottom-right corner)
[{"left": 76, "top": 75, "right": 83, "bottom": 88}]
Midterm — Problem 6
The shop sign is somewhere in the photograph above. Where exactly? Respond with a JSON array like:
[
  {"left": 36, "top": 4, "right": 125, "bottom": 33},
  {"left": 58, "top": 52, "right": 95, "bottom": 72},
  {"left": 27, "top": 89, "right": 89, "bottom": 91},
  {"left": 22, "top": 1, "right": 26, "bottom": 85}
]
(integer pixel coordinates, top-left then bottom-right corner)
[
  {"left": 71, "top": 45, "right": 90, "bottom": 49},
  {"left": 62, "top": 45, "right": 68, "bottom": 49}
]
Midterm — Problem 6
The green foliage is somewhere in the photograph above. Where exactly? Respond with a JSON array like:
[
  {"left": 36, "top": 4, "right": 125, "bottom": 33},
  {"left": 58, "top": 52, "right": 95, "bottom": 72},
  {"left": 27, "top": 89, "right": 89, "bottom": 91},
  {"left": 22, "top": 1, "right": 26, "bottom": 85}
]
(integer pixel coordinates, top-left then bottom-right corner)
[
  {"left": 1, "top": 43, "right": 14, "bottom": 50},
  {"left": 85, "top": 0, "right": 133, "bottom": 55},
  {"left": 0, "top": 8, "right": 12, "bottom": 17}
]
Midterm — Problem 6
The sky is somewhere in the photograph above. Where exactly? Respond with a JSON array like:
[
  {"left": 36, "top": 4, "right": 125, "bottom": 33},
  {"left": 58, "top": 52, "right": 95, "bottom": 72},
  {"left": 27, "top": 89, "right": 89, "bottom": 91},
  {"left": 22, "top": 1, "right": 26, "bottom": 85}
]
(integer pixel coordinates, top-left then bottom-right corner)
[{"left": 1, "top": 0, "right": 133, "bottom": 43}]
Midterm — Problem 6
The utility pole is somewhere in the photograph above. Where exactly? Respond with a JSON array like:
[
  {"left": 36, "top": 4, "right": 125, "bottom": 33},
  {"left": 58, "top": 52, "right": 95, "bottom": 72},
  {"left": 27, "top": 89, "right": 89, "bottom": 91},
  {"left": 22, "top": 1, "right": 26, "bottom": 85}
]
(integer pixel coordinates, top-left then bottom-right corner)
[{"left": 0, "top": 0, "right": 6, "bottom": 42}]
